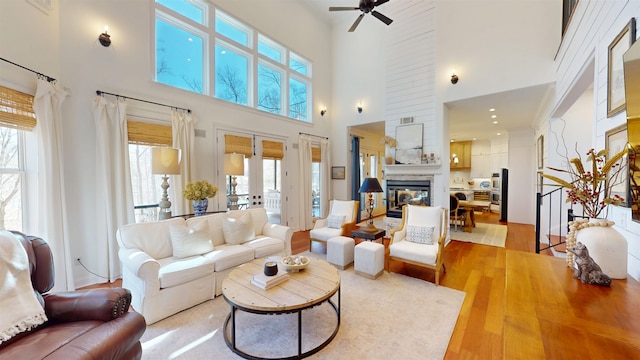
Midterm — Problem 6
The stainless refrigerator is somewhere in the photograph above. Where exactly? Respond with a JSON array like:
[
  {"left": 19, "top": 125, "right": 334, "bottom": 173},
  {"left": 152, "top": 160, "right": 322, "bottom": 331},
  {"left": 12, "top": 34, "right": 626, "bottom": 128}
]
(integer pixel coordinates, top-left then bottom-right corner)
[{"left": 491, "top": 168, "right": 508, "bottom": 222}]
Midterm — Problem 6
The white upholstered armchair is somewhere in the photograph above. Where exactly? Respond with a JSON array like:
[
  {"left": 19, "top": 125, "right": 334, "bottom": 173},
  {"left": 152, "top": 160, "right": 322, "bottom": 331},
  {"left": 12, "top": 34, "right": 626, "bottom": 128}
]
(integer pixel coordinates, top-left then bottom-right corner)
[
  {"left": 309, "top": 200, "right": 359, "bottom": 250},
  {"left": 387, "top": 205, "right": 448, "bottom": 285}
]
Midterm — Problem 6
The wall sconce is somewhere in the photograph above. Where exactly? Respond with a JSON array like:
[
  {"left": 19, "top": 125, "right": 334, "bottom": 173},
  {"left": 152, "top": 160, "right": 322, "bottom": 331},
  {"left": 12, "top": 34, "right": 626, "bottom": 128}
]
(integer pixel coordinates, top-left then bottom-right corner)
[
  {"left": 99, "top": 25, "right": 111, "bottom": 47},
  {"left": 357, "top": 104, "right": 363, "bottom": 113},
  {"left": 320, "top": 107, "right": 327, "bottom": 116},
  {"left": 450, "top": 70, "right": 459, "bottom": 84}
]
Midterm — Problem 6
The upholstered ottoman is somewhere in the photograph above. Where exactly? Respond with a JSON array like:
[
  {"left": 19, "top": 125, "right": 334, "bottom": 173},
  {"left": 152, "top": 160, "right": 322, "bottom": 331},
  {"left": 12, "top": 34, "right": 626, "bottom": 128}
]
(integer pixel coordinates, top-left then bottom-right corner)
[
  {"left": 327, "top": 236, "right": 355, "bottom": 270},
  {"left": 354, "top": 241, "right": 384, "bottom": 279}
]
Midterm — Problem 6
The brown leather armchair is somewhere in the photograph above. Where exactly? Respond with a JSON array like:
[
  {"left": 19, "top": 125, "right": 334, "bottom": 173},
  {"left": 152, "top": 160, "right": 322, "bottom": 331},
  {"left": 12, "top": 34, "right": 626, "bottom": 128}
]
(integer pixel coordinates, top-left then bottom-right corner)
[{"left": 0, "top": 231, "right": 146, "bottom": 360}]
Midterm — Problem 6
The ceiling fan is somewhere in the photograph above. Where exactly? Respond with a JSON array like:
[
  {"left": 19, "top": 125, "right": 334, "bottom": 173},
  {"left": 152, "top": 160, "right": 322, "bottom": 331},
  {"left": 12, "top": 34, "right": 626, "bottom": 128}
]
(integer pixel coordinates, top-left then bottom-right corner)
[{"left": 329, "top": 0, "right": 393, "bottom": 32}]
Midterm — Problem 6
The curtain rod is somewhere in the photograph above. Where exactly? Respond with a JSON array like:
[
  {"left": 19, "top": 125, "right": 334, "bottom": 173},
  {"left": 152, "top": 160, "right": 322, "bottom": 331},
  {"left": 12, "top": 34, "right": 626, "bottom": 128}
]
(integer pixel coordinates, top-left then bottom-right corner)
[
  {"left": 96, "top": 90, "right": 191, "bottom": 113},
  {"left": 0, "top": 57, "right": 55, "bottom": 82},
  {"left": 299, "top": 132, "right": 328, "bottom": 139}
]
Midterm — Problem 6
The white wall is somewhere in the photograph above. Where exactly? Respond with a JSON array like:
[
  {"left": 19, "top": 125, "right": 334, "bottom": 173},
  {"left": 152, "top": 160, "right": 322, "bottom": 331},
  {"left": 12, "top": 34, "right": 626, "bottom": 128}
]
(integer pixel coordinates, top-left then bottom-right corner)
[
  {"left": 1, "top": 0, "right": 333, "bottom": 287},
  {"left": 547, "top": 0, "right": 640, "bottom": 279}
]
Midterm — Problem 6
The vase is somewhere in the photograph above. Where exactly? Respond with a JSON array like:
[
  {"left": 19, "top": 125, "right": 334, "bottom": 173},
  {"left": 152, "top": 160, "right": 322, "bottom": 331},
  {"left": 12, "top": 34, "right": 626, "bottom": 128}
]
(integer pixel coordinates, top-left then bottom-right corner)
[
  {"left": 192, "top": 198, "right": 208, "bottom": 216},
  {"left": 574, "top": 218, "right": 628, "bottom": 279}
]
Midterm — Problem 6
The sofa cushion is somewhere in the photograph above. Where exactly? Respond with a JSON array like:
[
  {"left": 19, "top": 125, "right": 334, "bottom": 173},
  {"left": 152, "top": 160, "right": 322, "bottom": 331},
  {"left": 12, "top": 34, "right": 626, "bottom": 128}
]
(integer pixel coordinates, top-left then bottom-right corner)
[
  {"left": 389, "top": 239, "right": 438, "bottom": 266},
  {"left": 406, "top": 225, "right": 435, "bottom": 245},
  {"left": 310, "top": 227, "right": 343, "bottom": 242},
  {"left": 186, "top": 213, "right": 226, "bottom": 247},
  {"left": 327, "top": 215, "right": 346, "bottom": 229},
  {"left": 331, "top": 200, "right": 355, "bottom": 222},
  {"left": 201, "top": 244, "right": 255, "bottom": 272},
  {"left": 222, "top": 212, "right": 255, "bottom": 245},
  {"left": 228, "top": 208, "right": 268, "bottom": 236},
  {"left": 118, "top": 217, "right": 184, "bottom": 259},
  {"left": 169, "top": 222, "right": 214, "bottom": 259},
  {"left": 244, "top": 236, "right": 284, "bottom": 258},
  {"left": 157, "top": 255, "right": 215, "bottom": 289}
]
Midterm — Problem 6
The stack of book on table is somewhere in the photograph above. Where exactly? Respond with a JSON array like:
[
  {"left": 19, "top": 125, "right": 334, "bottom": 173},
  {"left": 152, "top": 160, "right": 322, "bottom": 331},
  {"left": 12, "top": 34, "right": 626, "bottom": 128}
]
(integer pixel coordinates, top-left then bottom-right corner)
[{"left": 251, "top": 270, "right": 289, "bottom": 290}]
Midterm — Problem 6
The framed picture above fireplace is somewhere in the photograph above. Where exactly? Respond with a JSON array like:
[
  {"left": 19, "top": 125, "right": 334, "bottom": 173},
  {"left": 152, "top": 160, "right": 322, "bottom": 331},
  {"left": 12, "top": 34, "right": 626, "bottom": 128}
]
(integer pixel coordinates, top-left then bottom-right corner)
[{"left": 395, "top": 123, "right": 423, "bottom": 164}]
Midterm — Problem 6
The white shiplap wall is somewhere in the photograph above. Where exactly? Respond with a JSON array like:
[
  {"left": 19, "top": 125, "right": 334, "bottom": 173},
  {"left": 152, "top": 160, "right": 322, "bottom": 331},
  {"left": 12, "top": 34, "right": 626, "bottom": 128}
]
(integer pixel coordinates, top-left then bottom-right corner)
[{"left": 552, "top": 0, "right": 640, "bottom": 280}]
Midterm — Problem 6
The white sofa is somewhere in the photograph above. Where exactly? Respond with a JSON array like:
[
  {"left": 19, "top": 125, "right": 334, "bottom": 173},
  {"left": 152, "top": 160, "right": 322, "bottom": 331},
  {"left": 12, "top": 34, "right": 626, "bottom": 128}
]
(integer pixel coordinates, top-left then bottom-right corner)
[{"left": 116, "top": 207, "right": 292, "bottom": 324}]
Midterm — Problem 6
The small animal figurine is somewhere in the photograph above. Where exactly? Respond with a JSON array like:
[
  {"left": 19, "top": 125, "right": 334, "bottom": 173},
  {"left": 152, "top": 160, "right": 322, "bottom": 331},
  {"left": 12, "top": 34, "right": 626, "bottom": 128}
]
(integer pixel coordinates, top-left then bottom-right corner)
[{"left": 566, "top": 242, "right": 611, "bottom": 286}]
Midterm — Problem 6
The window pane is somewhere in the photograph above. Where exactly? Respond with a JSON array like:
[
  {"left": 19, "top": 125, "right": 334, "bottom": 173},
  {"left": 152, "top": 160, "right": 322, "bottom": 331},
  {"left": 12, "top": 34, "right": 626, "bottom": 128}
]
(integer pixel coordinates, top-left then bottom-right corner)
[
  {"left": 129, "top": 144, "right": 164, "bottom": 223},
  {"left": 289, "top": 77, "right": 307, "bottom": 121},
  {"left": 0, "top": 127, "right": 22, "bottom": 231},
  {"left": 258, "top": 35, "right": 282, "bottom": 63},
  {"left": 0, "top": 127, "right": 19, "bottom": 169},
  {"left": 156, "top": 18, "right": 204, "bottom": 94},
  {"left": 215, "top": 44, "right": 248, "bottom": 105},
  {"left": 257, "top": 64, "right": 281, "bottom": 114},
  {"left": 156, "top": 0, "right": 204, "bottom": 24},
  {"left": 215, "top": 12, "right": 248, "bottom": 46},
  {"left": 289, "top": 53, "right": 309, "bottom": 76}
]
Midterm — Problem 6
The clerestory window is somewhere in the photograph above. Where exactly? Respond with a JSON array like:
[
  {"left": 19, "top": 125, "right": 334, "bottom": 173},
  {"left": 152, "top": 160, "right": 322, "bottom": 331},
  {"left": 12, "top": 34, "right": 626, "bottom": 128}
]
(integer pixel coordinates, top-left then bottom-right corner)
[{"left": 154, "top": 0, "right": 312, "bottom": 122}]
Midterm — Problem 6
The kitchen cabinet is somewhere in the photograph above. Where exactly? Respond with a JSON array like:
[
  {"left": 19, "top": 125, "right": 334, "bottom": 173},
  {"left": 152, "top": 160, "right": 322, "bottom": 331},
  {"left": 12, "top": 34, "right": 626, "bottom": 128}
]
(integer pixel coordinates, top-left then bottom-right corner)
[{"left": 450, "top": 141, "right": 472, "bottom": 170}]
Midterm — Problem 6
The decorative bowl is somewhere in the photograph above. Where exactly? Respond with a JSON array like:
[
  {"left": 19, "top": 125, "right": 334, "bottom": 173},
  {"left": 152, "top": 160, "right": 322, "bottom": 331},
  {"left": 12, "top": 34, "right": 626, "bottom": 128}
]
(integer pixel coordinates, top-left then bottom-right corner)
[{"left": 281, "top": 255, "right": 310, "bottom": 272}]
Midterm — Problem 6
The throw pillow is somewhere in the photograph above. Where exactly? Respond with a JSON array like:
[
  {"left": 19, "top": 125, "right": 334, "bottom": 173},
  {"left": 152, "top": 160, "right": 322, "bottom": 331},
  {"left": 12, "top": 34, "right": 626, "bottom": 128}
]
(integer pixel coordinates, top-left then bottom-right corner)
[
  {"left": 406, "top": 225, "right": 435, "bottom": 245},
  {"left": 327, "top": 215, "right": 346, "bottom": 229},
  {"left": 169, "top": 222, "right": 214, "bottom": 259},
  {"left": 222, "top": 212, "right": 256, "bottom": 245}
]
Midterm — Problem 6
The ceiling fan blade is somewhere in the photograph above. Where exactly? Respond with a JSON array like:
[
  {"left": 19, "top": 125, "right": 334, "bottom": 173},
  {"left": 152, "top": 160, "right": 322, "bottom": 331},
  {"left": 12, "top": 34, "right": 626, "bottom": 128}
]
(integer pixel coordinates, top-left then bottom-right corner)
[
  {"left": 371, "top": 10, "right": 393, "bottom": 25},
  {"left": 374, "top": 0, "right": 391, "bottom": 7},
  {"left": 329, "top": 6, "right": 359, "bottom": 11},
  {"left": 348, "top": 13, "right": 365, "bottom": 32}
]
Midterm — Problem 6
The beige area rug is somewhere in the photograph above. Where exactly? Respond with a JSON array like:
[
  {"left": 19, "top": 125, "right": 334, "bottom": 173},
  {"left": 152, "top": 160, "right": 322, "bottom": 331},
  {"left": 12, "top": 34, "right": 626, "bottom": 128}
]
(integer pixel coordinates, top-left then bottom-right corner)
[
  {"left": 449, "top": 223, "right": 507, "bottom": 247},
  {"left": 141, "top": 252, "right": 465, "bottom": 359}
]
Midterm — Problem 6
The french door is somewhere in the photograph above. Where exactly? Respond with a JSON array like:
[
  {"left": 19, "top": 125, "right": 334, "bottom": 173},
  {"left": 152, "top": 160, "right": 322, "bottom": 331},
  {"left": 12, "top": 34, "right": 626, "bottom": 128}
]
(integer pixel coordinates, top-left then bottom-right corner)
[
  {"left": 218, "top": 130, "right": 286, "bottom": 225},
  {"left": 359, "top": 147, "right": 385, "bottom": 217}
]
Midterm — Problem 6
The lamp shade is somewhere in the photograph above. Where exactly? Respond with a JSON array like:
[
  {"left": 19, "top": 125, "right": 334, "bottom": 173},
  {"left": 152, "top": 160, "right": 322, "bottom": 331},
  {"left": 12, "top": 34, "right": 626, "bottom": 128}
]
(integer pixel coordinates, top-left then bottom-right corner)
[
  {"left": 224, "top": 153, "right": 245, "bottom": 176},
  {"left": 359, "top": 178, "right": 383, "bottom": 193},
  {"left": 151, "top": 147, "right": 181, "bottom": 175}
]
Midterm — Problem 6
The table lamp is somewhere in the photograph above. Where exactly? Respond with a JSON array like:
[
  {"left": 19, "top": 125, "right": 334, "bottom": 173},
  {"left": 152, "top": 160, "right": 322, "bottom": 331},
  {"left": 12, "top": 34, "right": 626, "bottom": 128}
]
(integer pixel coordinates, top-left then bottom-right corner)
[
  {"left": 151, "top": 147, "right": 181, "bottom": 220},
  {"left": 224, "top": 153, "right": 245, "bottom": 210},
  {"left": 358, "top": 177, "right": 384, "bottom": 233}
]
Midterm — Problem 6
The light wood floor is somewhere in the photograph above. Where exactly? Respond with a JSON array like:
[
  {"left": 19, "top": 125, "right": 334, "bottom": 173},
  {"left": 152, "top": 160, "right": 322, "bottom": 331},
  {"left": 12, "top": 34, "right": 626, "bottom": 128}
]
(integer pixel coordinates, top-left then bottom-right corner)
[
  {"left": 294, "top": 212, "right": 640, "bottom": 359},
  {"left": 92, "top": 212, "right": 640, "bottom": 359}
]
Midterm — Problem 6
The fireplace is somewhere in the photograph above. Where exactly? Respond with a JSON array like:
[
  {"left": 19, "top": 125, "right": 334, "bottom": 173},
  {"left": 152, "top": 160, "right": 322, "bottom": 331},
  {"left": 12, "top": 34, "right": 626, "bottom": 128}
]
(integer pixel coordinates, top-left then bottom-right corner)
[{"left": 386, "top": 179, "right": 431, "bottom": 218}]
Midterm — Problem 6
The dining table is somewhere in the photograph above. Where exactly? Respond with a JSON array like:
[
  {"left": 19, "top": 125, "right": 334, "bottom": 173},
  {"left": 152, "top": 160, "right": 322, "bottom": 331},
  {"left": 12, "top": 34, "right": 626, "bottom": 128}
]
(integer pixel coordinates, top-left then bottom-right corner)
[{"left": 458, "top": 200, "right": 492, "bottom": 233}]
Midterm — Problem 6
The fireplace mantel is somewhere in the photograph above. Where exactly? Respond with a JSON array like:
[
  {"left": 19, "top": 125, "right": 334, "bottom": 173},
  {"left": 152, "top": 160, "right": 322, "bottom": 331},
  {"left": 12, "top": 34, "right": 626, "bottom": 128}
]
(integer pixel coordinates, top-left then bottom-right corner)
[{"left": 385, "top": 162, "right": 441, "bottom": 176}]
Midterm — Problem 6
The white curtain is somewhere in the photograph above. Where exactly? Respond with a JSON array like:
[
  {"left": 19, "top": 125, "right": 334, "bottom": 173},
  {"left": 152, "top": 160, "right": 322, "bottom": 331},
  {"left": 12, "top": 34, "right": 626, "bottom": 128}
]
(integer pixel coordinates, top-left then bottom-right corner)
[
  {"left": 92, "top": 96, "right": 135, "bottom": 282},
  {"left": 171, "top": 109, "right": 195, "bottom": 216},
  {"left": 298, "top": 135, "right": 313, "bottom": 230},
  {"left": 33, "top": 78, "right": 73, "bottom": 291},
  {"left": 319, "top": 137, "right": 331, "bottom": 217}
]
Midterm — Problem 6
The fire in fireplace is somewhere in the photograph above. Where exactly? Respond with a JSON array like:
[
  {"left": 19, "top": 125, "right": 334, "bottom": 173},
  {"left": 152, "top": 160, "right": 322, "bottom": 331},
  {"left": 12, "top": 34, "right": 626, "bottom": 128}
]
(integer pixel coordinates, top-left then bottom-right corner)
[{"left": 386, "top": 179, "right": 431, "bottom": 218}]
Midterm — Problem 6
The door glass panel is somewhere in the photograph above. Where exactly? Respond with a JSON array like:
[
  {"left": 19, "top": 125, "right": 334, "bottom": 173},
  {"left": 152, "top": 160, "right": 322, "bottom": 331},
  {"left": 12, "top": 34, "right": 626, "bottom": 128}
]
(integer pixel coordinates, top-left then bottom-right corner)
[
  {"left": 263, "top": 158, "right": 282, "bottom": 224},
  {"left": 312, "top": 162, "right": 320, "bottom": 218}
]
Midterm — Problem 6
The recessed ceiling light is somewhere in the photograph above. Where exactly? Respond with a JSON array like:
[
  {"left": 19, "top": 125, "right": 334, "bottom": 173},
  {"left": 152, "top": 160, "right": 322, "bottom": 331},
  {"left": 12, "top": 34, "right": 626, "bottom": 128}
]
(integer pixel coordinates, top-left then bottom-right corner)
[
  {"left": 489, "top": 108, "right": 495, "bottom": 112},
  {"left": 497, "top": 132, "right": 502, "bottom": 136},
  {"left": 493, "top": 120, "right": 498, "bottom": 124},
  {"left": 491, "top": 115, "right": 497, "bottom": 118},
  {"left": 472, "top": 137, "right": 476, "bottom": 140},
  {"left": 450, "top": 139, "right": 454, "bottom": 142}
]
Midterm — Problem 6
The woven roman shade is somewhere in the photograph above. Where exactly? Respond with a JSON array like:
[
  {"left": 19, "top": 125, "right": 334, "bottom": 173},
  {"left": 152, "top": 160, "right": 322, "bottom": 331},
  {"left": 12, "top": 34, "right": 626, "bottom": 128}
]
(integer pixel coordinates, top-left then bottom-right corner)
[
  {"left": 128, "top": 120, "right": 172, "bottom": 146},
  {"left": 311, "top": 146, "right": 321, "bottom": 162},
  {"left": 225, "top": 134, "right": 253, "bottom": 158},
  {"left": 0, "top": 85, "right": 36, "bottom": 130},
  {"left": 262, "top": 140, "right": 284, "bottom": 159}
]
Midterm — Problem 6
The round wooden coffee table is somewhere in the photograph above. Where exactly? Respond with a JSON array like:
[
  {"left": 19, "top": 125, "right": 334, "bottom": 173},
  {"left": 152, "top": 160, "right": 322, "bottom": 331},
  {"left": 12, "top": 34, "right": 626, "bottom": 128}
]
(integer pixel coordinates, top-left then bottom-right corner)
[{"left": 222, "top": 257, "right": 341, "bottom": 360}]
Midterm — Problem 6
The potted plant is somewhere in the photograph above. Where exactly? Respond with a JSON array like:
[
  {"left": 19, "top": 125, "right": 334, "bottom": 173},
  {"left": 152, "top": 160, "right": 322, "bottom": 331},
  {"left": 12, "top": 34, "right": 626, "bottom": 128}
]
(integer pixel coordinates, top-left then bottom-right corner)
[
  {"left": 542, "top": 147, "right": 628, "bottom": 278},
  {"left": 183, "top": 180, "right": 218, "bottom": 216}
]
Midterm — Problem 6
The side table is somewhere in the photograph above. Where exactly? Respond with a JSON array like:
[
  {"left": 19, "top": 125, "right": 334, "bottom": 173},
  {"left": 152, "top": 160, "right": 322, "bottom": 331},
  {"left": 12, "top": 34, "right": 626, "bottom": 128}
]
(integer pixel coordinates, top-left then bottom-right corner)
[{"left": 350, "top": 228, "right": 385, "bottom": 243}]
